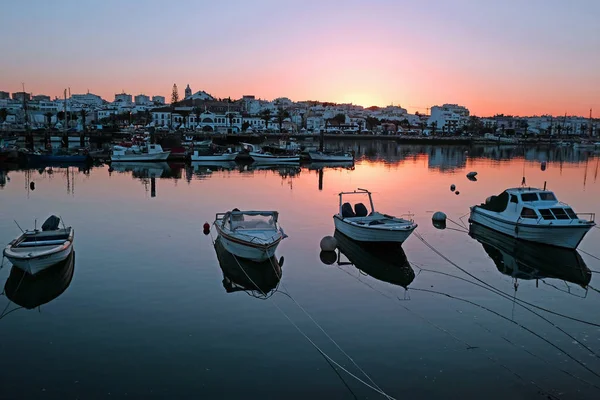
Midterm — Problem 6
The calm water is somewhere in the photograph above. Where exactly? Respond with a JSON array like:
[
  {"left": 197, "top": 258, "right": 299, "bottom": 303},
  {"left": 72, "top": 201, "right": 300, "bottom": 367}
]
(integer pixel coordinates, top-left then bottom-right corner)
[{"left": 1, "top": 142, "right": 600, "bottom": 399}]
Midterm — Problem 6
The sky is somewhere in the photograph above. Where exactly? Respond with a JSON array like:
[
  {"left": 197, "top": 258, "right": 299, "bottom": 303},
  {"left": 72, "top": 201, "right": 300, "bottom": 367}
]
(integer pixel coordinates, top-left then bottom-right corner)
[{"left": 1, "top": 0, "right": 599, "bottom": 116}]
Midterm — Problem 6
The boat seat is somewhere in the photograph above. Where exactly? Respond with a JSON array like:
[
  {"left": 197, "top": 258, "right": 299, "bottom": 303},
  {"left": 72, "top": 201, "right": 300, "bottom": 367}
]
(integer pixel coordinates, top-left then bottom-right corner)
[
  {"left": 341, "top": 203, "right": 355, "bottom": 218},
  {"left": 354, "top": 203, "right": 368, "bottom": 217}
]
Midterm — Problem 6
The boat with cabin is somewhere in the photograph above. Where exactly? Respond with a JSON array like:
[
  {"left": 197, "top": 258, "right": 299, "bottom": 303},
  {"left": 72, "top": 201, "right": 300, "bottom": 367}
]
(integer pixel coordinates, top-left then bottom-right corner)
[
  {"left": 307, "top": 150, "right": 354, "bottom": 162},
  {"left": 3, "top": 216, "right": 75, "bottom": 275},
  {"left": 214, "top": 210, "right": 287, "bottom": 262},
  {"left": 241, "top": 143, "right": 300, "bottom": 163},
  {"left": 190, "top": 148, "right": 239, "bottom": 162},
  {"left": 333, "top": 188, "right": 417, "bottom": 243},
  {"left": 469, "top": 186, "right": 595, "bottom": 249},
  {"left": 111, "top": 143, "right": 170, "bottom": 162}
]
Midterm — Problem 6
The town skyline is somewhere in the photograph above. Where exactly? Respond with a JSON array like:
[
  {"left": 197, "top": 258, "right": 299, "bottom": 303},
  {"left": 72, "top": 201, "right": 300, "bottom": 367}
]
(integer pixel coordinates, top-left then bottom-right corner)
[{"left": 2, "top": 0, "right": 599, "bottom": 117}]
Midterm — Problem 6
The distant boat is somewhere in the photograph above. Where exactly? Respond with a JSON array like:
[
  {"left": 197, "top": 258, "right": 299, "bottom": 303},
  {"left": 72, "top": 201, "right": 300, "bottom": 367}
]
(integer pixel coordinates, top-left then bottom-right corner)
[
  {"left": 469, "top": 223, "right": 591, "bottom": 288},
  {"left": 3, "top": 216, "right": 75, "bottom": 275},
  {"left": 190, "top": 148, "right": 238, "bottom": 162},
  {"left": 333, "top": 188, "right": 417, "bottom": 243},
  {"left": 4, "top": 251, "right": 75, "bottom": 309},
  {"left": 214, "top": 210, "right": 287, "bottom": 262},
  {"left": 214, "top": 236, "right": 282, "bottom": 296},
  {"left": 241, "top": 142, "right": 300, "bottom": 163},
  {"left": 111, "top": 143, "right": 170, "bottom": 162},
  {"left": 333, "top": 230, "right": 415, "bottom": 288},
  {"left": 25, "top": 151, "right": 90, "bottom": 164},
  {"left": 469, "top": 187, "right": 595, "bottom": 249},
  {"left": 307, "top": 150, "right": 354, "bottom": 162}
]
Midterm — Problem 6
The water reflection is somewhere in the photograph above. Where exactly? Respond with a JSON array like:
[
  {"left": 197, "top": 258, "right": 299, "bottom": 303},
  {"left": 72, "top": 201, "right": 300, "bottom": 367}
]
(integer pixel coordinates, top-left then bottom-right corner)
[
  {"left": 469, "top": 223, "right": 591, "bottom": 288},
  {"left": 110, "top": 162, "right": 171, "bottom": 178},
  {"left": 214, "top": 236, "right": 282, "bottom": 298},
  {"left": 328, "top": 230, "right": 415, "bottom": 288},
  {"left": 3, "top": 251, "right": 75, "bottom": 310}
]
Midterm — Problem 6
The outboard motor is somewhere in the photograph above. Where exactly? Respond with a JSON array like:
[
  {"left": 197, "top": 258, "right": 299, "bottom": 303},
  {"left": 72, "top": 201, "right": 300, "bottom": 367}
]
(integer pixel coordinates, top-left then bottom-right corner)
[{"left": 42, "top": 215, "right": 61, "bottom": 231}]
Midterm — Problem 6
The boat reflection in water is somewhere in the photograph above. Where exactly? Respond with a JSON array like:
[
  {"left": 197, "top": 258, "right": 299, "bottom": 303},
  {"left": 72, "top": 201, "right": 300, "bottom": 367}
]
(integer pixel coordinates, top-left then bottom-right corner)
[
  {"left": 469, "top": 223, "right": 591, "bottom": 288},
  {"left": 214, "top": 236, "right": 282, "bottom": 298},
  {"left": 4, "top": 251, "right": 75, "bottom": 309},
  {"left": 329, "top": 230, "right": 415, "bottom": 288},
  {"left": 110, "top": 161, "right": 171, "bottom": 178}
]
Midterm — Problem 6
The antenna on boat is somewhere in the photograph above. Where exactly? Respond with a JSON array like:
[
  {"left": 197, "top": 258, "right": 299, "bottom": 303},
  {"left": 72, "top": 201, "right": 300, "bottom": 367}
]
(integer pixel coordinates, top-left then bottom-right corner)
[
  {"left": 543, "top": 181, "right": 547, "bottom": 190},
  {"left": 13, "top": 220, "right": 25, "bottom": 234}
]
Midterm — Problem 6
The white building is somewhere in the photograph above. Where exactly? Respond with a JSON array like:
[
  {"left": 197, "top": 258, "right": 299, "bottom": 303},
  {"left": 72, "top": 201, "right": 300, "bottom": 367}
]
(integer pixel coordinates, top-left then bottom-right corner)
[
  {"left": 97, "top": 109, "right": 119, "bottom": 121},
  {"left": 135, "top": 94, "right": 151, "bottom": 105},
  {"left": 70, "top": 93, "right": 104, "bottom": 106},
  {"left": 152, "top": 95, "right": 165, "bottom": 105},
  {"left": 114, "top": 93, "right": 133, "bottom": 105},
  {"left": 428, "top": 104, "right": 470, "bottom": 132}
]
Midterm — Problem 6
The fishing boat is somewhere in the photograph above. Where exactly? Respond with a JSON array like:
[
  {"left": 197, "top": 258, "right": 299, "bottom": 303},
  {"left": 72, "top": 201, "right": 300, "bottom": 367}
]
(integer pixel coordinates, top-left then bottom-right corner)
[
  {"left": 307, "top": 150, "right": 354, "bottom": 162},
  {"left": 469, "top": 223, "right": 591, "bottom": 288},
  {"left": 213, "top": 210, "right": 287, "bottom": 262},
  {"left": 25, "top": 150, "right": 90, "bottom": 164},
  {"left": 4, "top": 251, "right": 75, "bottom": 309},
  {"left": 111, "top": 143, "right": 170, "bottom": 162},
  {"left": 3, "top": 216, "right": 75, "bottom": 275},
  {"left": 190, "top": 148, "right": 238, "bottom": 161},
  {"left": 333, "top": 188, "right": 417, "bottom": 243},
  {"left": 214, "top": 236, "right": 282, "bottom": 296},
  {"left": 241, "top": 143, "right": 300, "bottom": 163},
  {"left": 469, "top": 186, "right": 595, "bottom": 249},
  {"left": 331, "top": 230, "right": 415, "bottom": 288}
]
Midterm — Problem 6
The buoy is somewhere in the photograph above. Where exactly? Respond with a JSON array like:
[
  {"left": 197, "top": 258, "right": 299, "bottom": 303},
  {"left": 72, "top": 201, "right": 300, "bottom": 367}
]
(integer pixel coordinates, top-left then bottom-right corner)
[
  {"left": 320, "top": 250, "right": 337, "bottom": 265},
  {"left": 203, "top": 222, "right": 210, "bottom": 235},
  {"left": 29, "top": 181, "right": 35, "bottom": 191},
  {"left": 320, "top": 236, "right": 337, "bottom": 252},
  {"left": 108, "top": 166, "right": 114, "bottom": 173},
  {"left": 455, "top": 191, "right": 460, "bottom": 195},
  {"left": 541, "top": 161, "right": 547, "bottom": 171},
  {"left": 466, "top": 171, "right": 477, "bottom": 178},
  {"left": 432, "top": 211, "right": 447, "bottom": 230},
  {"left": 450, "top": 184, "right": 456, "bottom": 192},
  {"left": 278, "top": 256, "right": 285, "bottom": 268}
]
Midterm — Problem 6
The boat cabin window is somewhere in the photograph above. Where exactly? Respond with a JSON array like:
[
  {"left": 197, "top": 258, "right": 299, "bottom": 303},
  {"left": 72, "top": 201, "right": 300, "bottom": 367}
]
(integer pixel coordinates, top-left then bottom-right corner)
[
  {"left": 521, "top": 193, "right": 539, "bottom": 202},
  {"left": 509, "top": 195, "right": 519, "bottom": 204},
  {"left": 520, "top": 207, "right": 538, "bottom": 219},
  {"left": 550, "top": 208, "right": 570, "bottom": 220},
  {"left": 564, "top": 208, "right": 578, "bottom": 219},
  {"left": 539, "top": 192, "right": 556, "bottom": 201},
  {"left": 538, "top": 209, "right": 555, "bottom": 220}
]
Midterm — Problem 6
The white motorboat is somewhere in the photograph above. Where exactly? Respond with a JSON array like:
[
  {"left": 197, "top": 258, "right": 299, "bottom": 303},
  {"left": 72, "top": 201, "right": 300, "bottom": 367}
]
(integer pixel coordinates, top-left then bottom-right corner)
[
  {"left": 190, "top": 148, "right": 238, "bottom": 161},
  {"left": 242, "top": 143, "right": 300, "bottom": 163},
  {"left": 3, "top": 216, "right": 74, "bottom": 275},
  {"left": 333, "top": 188, "right": 417, "bottom": 243},
  {"left": 469, "top": 187, "right": 595, "bottom": 249},
  {"left": 307, "top": 150, "right": 354, "bottom": 162},
  {"left": 111, "top": 143, "right": 170, "bottom": 162},
  {"left": 214, "top": 210, "right": 287, "bottom": 262}
]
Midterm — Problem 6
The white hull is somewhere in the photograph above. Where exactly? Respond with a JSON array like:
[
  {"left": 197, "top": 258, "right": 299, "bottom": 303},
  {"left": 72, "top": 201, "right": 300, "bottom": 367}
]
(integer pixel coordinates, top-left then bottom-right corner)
[
  {"left": 469, "top": 208, "right": 592, "bottom": 249},
  {"left": 50, "top": 136, "right": 86, "bottom": 142},
  {"left": 249, "top": 152, "right": 300, "bottom": 163},
  {"left": 190, "top": 152, "right": 238, "bottom": 161},
  {"left": 5, "top": 245, "right": 73, "bottom": 275},
  {"left": 218, "top": 234, "right": 279, "bottom": 262},
  {"left": 308, "top": 151, "right": 353, "bottom": 162},
  {"left": 111, "top": 151, "right": 170, "bottom": 162},
  {"left": 333, "top": 216, "right": 415, "bottom": 243}
]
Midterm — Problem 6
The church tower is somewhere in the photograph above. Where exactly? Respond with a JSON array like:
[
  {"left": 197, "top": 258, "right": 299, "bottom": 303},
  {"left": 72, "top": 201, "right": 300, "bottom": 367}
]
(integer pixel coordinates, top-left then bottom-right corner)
[{"left": 185, "top": 84, "right": 192, "bottom": 99}]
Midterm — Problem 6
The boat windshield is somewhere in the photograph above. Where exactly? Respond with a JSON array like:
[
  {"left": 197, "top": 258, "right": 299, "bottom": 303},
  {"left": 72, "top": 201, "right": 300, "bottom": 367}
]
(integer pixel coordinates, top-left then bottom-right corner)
[
  {"left": 539, "top": 192, "right": 556, "bottom": 201},
  {"left": 230, "top": 212, "right": 277, "bottom": 230}
]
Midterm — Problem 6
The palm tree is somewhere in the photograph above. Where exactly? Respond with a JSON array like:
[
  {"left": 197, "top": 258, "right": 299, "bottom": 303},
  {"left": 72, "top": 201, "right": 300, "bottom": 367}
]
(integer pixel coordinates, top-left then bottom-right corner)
[
  {"left": 227, "top": 113, "right": 235, "bottom": 132},
  {"left": 44, "top": 112, "right": 54, "bottom": 127},
  {"left": 276, "top": 107, "right": 290, "bottom": 132},
  {"left": 79, "top": 109, "right": 89, "bottom": 132},
  {"left": 259, "top": 109, "right": 271, "bottom": 131},
  {"left": 193, "top": 107, "right": 202, "bottom": 130}
]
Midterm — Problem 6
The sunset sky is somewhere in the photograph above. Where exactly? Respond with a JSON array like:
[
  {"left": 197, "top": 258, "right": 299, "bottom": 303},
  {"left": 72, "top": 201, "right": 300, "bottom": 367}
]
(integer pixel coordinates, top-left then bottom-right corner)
[{"left": 1, "top": 0, "right": 599, "bottom": 116}]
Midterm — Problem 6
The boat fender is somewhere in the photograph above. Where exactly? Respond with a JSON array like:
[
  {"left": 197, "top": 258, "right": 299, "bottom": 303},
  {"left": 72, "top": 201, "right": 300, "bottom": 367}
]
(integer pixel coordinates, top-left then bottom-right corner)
[
  {"left": 319, "top": 250, "right": 337, "bottom": 265},
  {"left": 320, "top": 236, "right": 337, "bottom": 252},
  {"left": 541, "top": 161, "right": 547, "bottom": 171},
  {"left": 29, "top": 181, "right": 35, "bottom": 191},
  {"left": 432, "top": 212, "right": 447, "bottom": 230},
  {"left": 455, "top": 191, "right": 460, "bottom": 195},
  {"left": 466, "top": 171, "right": 477, "bottom": 178},
  {"left": 203, "top": 222, "right": 210, "bottom": 235},
  {"left": 450, "top": 184, "right": 456, "bottom": 192}
]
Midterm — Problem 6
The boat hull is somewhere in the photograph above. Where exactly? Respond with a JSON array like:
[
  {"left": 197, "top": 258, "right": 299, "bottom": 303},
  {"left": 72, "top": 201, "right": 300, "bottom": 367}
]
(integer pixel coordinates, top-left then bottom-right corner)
[
  {"left": 26, "top": 154, "right": 90, "bottom": 163},
  {"left": 469, "top": 207, "right": 593, "bottom": 249},
  {"left": 307, "top": 151, "right": 353, "bottom": 162},
  {"left": 217, "top": 232, "right": 280, "bottom": 262},
  {"left": 190, "top": 152, "right": 238, "bottom": 161},
  {"left": 111, "top": 151, "right": 171, "bottom": 162},
  {"left": 4, "top": 244, "right": 73, "bottom": 275},
  {"left": 249, "top": 152, "right": 300, "bottom": 163},
  {"left": 333, "top": 215, "right": 416, "bottom": 243}
]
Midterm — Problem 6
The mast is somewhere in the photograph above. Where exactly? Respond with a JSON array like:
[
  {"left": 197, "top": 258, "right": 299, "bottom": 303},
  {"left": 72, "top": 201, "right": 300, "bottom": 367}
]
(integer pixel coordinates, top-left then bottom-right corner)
[
  {"left": 63, "top": 89, "right": 67, "bottom": 134},
  {"left": 589, "top": 108, "right": 593, "bottom": 137},
  {"left": 22, "top": 83, "right": 29, "bottom": 131}
]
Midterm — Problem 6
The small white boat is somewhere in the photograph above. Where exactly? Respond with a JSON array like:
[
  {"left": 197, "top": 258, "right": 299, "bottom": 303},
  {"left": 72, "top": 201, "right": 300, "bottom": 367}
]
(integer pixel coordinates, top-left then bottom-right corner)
[
  {"left": 190, "top": 148, "right": 238, "bottom": 161},
  {"left": 573, "top": 142, "right": 597, "bottom": 150},
  {"left": 3, "top": 216, "right": 74, "bottom": 275},
  {"left": 214, "top": 210, "right": 287, "bottom": 262},
  {"left": 307, "top": 151, "right": 354, "bottom": 162},
  {"left": 469, "top": 187, "right": 595, "bottom": 249},
  {"left": 111, "top": 143, "right": 170, "bottom": 162},
  {"left": 242, "top": 143, "right": 300, "bottom": 163},
  {"left": 333, "top": 188, "right": 417, "bottom": 243}
]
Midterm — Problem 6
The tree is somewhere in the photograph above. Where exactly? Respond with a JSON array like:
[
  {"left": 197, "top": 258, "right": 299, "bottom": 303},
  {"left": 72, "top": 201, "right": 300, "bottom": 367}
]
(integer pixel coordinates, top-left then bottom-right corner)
[
  {"left": 430, "top": 121, "right": 438, "bottom": 135},
  {"left": 57, "top": 111, "right": 65, "bottom": 121},
  {"left": 0, "top": 108, "right": 7, "bottom": 122},
  {"left": 178, "top": 110, "right": 190, "bottom": 129},
  {"left": 365, "top": 116, "right": 379, "bottom": 131},
  {"left": 171, "top": 84, "right": 179, "bottom": 105},
  {"left": 259, "top": 109, "right": 271, "bottom": 131},
  {"left": 45, "top": 112, "right": 53, "bottom": 127},
  {"left": 276, "top": 107, "right": 290, "bottom": 132},
  {"left": 332, "top": 113, "right": 346, "bottom": 126},
  {"left": 226, "top": 113, "right": 235, "bottom": 132},
  {"left": 193, "top": 107, "right": 202, "bottom": 129},
  {"left": 242, "top": 121, "right": 251, "bottom": 132}
]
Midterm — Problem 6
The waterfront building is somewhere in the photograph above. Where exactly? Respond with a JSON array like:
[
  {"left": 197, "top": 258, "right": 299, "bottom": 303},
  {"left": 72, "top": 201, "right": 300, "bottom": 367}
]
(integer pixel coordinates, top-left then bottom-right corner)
[
  {"left": 135, "top": 94, "right": 151, "bottom": 105},
  {"left": 97, "top": 109, "right": 119, "bottom": 121},
  {"left": 428, "top": 104, "right": 470, "bottom": 133},
  {"left": 152, "top": 95, "right": 166, "bottom": 105}
]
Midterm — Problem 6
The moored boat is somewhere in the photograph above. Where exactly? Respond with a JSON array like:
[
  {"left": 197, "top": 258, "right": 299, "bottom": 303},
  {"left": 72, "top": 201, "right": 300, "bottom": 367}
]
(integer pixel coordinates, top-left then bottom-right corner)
[
  {"left": 3, "top": 216, "right": 75, "bottom": 275},
  {"left": 25, "top": 150, "right": 90, "bottom": 164},
  {"left": 469, "top": 187, "right": 595, "bottom": 249},
  {"left": 214, "top": 210, "right": 287, "bottom": 262},
  {"left": 333, "top": 188, "right": 417, "bottom": 243},
  {"left": 111, "top": 143, "right": 170, "bottom": 162},
  {"left": 241, "top": 143, "right": 300, "bottom": 163},
  {"left": 307, "top": 150, "right": 354, "bottom": 162},
  {"left": 190, "top": 148, "right": 238, "bottom": 161}
]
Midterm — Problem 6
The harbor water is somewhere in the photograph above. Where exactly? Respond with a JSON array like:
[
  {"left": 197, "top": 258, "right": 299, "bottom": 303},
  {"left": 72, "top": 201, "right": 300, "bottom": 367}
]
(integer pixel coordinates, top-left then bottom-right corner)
[{"left": 1, "top": 142, "right": 599, "bottom": 399}]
